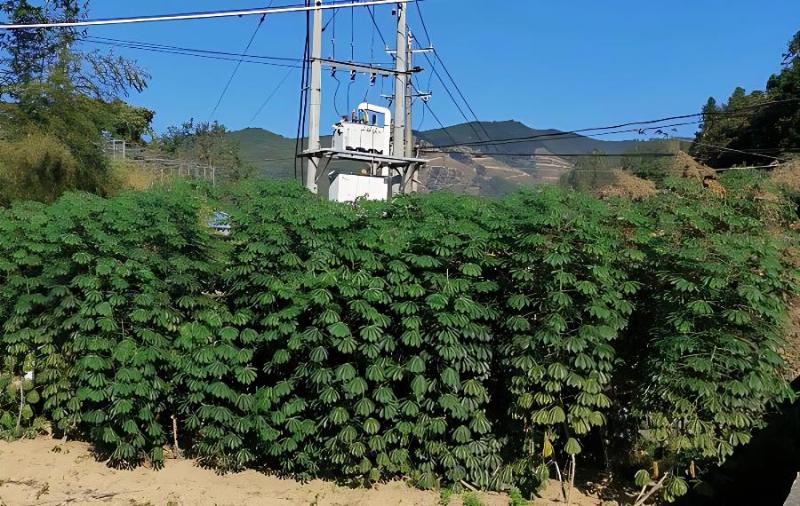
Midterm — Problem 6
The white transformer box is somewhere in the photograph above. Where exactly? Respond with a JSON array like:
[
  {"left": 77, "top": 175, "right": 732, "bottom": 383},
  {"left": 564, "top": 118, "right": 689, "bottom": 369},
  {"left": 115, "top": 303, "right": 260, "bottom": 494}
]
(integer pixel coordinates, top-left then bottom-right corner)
[
  {"left": 332, "top": 102, "right": 392, "bottom": 155},
  {"left": 329, "top": 174, "right": 388, "bottom": 202}
]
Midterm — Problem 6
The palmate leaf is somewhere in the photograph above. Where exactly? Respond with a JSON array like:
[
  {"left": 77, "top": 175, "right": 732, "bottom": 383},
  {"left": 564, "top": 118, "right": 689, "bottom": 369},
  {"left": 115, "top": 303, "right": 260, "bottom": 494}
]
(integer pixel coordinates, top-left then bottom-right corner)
[
  {"left": 406, "top": 355, "right": 425, "bottom": 374},
  {"left": 234, "top": 366, "right": 258, "bottom": 385},
  {"left": 1, "top": 179, "right": 793, "bottom": 497},
  {"left": 363, "top": 418, "right": 380, "bottom": 434},
  {"left": 355, "top": 397, "right": 375, "bottom": 416}
]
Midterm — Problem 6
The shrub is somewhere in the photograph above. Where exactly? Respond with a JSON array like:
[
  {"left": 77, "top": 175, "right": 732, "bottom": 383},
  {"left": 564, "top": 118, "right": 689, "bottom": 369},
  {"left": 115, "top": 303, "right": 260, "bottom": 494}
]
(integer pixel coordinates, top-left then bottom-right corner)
[
  {"left": 0, "top": 179, "right": 795, "bottom": 503},
  {"left": 0, "top": 133, "right": 81, "bottom": 205}
]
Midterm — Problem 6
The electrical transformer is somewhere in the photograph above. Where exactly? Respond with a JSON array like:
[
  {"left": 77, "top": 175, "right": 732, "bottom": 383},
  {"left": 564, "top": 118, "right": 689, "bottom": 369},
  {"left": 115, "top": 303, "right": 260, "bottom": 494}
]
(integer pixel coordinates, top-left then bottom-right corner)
[{"left": 332, "top": 102, "right": 392, "bottom": 155}]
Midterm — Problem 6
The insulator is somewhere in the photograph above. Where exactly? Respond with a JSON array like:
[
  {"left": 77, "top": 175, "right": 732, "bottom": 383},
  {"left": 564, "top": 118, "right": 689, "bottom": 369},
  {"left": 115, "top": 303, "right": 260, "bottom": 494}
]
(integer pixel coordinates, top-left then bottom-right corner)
[
  {"left": 349, "top": 70, "right": 356, "bottom": 81},
  {"left": 370, "top": 73, "right": 377, "bottom": 85}
]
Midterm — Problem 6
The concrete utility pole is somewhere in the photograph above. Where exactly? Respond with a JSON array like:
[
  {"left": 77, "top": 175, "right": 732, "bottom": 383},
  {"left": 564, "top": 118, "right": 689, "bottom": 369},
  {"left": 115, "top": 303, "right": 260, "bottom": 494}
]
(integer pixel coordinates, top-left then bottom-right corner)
[
  {"left": 392, "top": 1, "right": 407, "bottom": 159},
  {"left": 305, "top": 0, "right": 323, "bottom": 194},
  {"left": 405, "top": 30, "right": 414, "bottom": 158}
]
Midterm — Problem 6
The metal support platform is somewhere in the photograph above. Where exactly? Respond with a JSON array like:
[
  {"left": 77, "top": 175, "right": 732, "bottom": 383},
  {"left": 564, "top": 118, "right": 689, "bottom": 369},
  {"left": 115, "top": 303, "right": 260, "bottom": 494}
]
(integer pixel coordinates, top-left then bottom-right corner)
[
  {"left": 300, "top": 148, "right": 427, "bottom": 166},
  {"left": 298, "top": 148, "right": 427, "bottom": 198}
]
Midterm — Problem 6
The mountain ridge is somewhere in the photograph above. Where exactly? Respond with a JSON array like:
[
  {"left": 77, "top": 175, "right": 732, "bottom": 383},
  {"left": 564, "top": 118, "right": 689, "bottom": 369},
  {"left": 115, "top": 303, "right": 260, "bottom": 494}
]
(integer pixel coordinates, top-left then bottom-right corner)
[{"left": 227, "top": 120, "right": 679, "bottom": 194}]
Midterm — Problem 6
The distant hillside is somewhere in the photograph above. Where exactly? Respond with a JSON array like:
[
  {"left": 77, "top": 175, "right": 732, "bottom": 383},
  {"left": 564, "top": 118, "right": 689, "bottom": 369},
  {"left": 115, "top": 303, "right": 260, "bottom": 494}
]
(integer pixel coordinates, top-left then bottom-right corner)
[
  {"left": 417, "top": 120, "right": 647, "bottom": 159},
  {"left": 227, "top": 128, "right": 358, "bottom": 180},
  {"left": 226, "top": 128, "right": 297, "bottom": 179},
  {"left": 228, "top": 121, "right": 686, "bottom": 195}
]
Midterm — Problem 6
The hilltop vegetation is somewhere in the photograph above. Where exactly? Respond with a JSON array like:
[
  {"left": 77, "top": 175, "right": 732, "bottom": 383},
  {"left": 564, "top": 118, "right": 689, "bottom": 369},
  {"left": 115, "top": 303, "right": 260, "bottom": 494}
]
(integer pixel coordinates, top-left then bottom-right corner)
[{"left": 691, "top": 31, "right": 800, "bottom": 168}]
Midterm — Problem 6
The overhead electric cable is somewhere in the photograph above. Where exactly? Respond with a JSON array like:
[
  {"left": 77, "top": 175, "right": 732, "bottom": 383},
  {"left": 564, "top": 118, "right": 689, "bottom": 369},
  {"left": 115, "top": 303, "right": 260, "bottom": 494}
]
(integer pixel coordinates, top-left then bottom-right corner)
[
  {"left": 294, "top": 0, "right": 312, "bottom": 181},
  {"left": 81, "top": 38, "right": 301, "bottom": 68},
  {"left": 411, "top": 1, "right": 495, "bottom": 148},
  {"left": 411, "top": 81, "right": 458, "bottom": 146},
  {"left": 84, "top": 36, "right": 301, "bottom": 62},
  {"left": 420, "top": 121, "right": 702, "bottom": 152},
  {"left": 428, "top": 152, "right": 680, "bottom": 158},
  {"left": 691, "top": 140, "right": 784, "bottom": 161},
  {"left": 412, "top": 0, "right": 432, "bottom": 47},
  {"left": 251, "top": 67, "right": 297, "bottom": 121},
  {"left": 425, "top": 98, "right": 800, "bottom": 150},
  {"left": 0, "top": 0, "right": 411, "bottom": 29},
  {"left": 209, "top": 2, "right": 275, "bottom": 121}
]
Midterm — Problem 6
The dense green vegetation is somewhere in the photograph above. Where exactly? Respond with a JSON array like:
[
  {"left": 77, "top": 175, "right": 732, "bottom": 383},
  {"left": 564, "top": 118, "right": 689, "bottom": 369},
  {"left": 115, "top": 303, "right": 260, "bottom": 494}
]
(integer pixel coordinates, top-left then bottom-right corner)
[
  {"left": 0, "top": 0, "right": 154, "bottom": 204},
  {"left": 158, "top": 119, "right": 255, "bottom": 183},
  {"left": 691, "top": 30, "right": 800, "bottom": 168},
  {"left": 0, "top": 173, "right": 796, "bottom": 502}
]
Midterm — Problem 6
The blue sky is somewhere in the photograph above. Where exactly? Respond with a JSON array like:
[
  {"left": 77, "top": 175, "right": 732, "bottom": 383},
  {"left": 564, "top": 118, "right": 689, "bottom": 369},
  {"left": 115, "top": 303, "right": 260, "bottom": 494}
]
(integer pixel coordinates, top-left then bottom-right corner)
[{"left": 78, "top": 0, "right": 799, "bottom": 140}]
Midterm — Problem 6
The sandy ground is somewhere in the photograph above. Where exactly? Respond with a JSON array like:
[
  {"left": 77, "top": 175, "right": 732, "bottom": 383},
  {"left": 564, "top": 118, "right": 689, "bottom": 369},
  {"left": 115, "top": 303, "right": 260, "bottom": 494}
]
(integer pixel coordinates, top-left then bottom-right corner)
[{"left": 0, "top": 438, "right": 609, "bottom": 506}]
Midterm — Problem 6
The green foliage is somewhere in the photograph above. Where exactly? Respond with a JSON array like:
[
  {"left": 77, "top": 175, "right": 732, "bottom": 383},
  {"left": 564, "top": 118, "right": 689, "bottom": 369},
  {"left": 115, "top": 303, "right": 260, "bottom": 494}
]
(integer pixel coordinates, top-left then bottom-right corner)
[
  {"left": 508, "top": 487, "right": 528, "bottom": 506},
  {"left": 0, "top": 357, "right": 47, "bottom": 439},
  {"left": 619, "top": 177, "right": 797, "bottom": 490},
  {"left": 0, "top": 179, "right": 795, "bottom": 504},
  {"left": 560, "top": 151, "right": 617, "bottom": 192},
  {"left": 158, "top": 120, "right": 255, "bottom": 183},
  {"left": 0, "top": 184, "right": 220, "bottom": 465},
  {"left": 0, "top": 133, "right": 80, "bottom": 205},
  {"left": 439, "top": 488, "right": 453, "bottom": 506},
  {"left": 691, "top": 30, "right": 800, "bottom": 167},
  {"left": 0, "top": 2, "right": 151, "bottom": 204},
  {"left": 0, "top": 1, "right": 148, "bottom": 100},
  {"left": 0, "top": 55, "right": 155, "bottom": 203},
  {"left": 496, "top": 188, "right": 637, "bottom": 489},
  {"left": 461, "top": 492, "right": 484, "bottom": 506}
]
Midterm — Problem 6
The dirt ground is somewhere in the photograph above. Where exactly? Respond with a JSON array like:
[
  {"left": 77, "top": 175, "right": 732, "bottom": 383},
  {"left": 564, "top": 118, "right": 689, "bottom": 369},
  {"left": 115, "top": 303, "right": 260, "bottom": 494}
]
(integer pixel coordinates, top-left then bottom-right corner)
[{"left": 0, "top": 438, "right": 609, "bottom": 506}]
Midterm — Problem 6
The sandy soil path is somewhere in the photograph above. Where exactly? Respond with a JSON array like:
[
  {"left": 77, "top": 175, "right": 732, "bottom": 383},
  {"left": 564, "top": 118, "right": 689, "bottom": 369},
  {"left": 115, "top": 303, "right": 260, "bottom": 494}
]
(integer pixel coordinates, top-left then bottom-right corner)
[{"left": 0, "top": 438, "right": 605, "bottom": 506}]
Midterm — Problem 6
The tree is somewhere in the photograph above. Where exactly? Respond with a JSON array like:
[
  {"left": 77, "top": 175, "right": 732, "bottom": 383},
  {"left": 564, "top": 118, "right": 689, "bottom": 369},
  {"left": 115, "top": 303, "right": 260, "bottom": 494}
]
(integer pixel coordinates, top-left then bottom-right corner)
[
  {"left": 0, "top": 0, "right": 149, "bottom": 99},
  {"left": 0, "top": 2, "right": 154, "bottom": 202},
  {"left": 159, "top": 119, "right": 255, "bottom": 182},
  {"left": 0, "top": 0, "right": 81, "bottom": 91},
  {"left": 691, "top": 30, "right": 800, "bottom": 168}
]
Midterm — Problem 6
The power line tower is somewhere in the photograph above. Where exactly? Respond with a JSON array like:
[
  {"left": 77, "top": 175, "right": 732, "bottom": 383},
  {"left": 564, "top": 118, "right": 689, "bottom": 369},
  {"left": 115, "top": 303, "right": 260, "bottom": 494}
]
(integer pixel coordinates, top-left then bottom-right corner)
[{"left": 299, "top": 0, "right": 428, "bottom": 201}]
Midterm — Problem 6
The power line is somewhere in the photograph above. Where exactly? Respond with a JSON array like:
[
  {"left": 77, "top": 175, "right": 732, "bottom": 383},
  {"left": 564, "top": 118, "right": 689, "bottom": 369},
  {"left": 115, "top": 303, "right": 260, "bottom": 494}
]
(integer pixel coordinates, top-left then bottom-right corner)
[
  {"left": 84, "top": 35, "right": 302, "bottom": 62},
  {"left": 83, "top": 35, "right": 392, "bottom": 68},
  {"left": 426, "top": 151, "right": 679, "bottom": 158},
  {"left": 429, "top": 49, "right": 496, "bottom": 146},
  {"left": 209, "top": 5, "right": 274, "bottom": 121},
  {"left": 411, "top": 1, "right": 495, "bottom": 149},
  {"left": 80, "top": 38, "right": 301, "bottom": 68},
  {"left": 420, "top": 120, "right": 702, "bottom": 151},
  {"left": 425, "top": 98, "right": 800, "bottom": 150},
  {"left": 365, "top": 2, "right": 460, "bottom": 148},
  {"left": 0, "top": 0, "right": 410, "bottom": 29},
  {"left": 250, "top": 67, "right": 297, "bottom": 121},
  {"left": 295, "top": 0, "right": 312, "bottom": 182},
  {"left": 424, "top": 59, "right": 487, "bottom": 145},
  {"left": 412, "top": 0, "right": 432, "bottom": 47},
  {"left": 409, "top": 79, "right": 459, "bottom": 146},
  {"left": 365, "top": 5, "right": 389, "bottom": 52},
  {"left": 691, "top": 140, "right": 783, "bottom": 161}
]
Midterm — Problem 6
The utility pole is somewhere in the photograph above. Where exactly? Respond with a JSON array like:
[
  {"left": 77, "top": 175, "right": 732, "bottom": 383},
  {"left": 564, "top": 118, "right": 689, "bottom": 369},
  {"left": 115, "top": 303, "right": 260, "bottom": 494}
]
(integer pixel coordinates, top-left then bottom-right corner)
[
  {"left": 405, "top": 30, "right": 414, "bottom": 158},
  {"left": 392, "top": 1, "right": 407, "bottom": 159},
  {"left": 305, "top": 0, "right": 323, "bottom": 194}
]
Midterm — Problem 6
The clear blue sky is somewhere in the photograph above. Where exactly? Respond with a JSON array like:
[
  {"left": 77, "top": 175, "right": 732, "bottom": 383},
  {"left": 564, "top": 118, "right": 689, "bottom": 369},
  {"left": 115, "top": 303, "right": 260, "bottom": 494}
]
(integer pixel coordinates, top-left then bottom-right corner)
[{"left": 78, "top": 0, "right": 799, "bottom": 140}]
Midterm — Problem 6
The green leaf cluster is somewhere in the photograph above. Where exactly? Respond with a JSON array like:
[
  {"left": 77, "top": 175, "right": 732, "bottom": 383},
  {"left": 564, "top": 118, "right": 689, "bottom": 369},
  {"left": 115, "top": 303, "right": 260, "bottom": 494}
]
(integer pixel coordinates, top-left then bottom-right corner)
[{"left": 0, "top": 178, "right": 795, "bottom": 503}]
